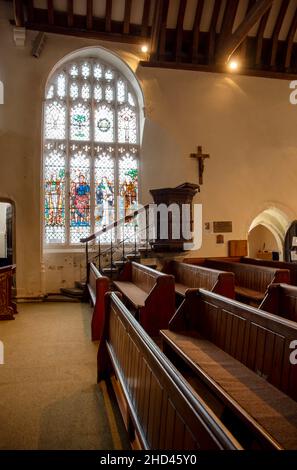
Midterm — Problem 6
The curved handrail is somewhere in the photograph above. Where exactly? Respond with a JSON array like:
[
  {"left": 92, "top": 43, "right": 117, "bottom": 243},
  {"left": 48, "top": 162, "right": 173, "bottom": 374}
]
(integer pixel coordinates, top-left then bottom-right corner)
[{"left": 80, "top": 203, "right": 150, "bottom": 244}]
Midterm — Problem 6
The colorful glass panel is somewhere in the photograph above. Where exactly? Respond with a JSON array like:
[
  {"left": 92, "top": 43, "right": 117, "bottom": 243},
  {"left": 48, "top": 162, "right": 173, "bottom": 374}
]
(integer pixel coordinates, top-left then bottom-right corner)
[
  {"left": 44, "top": 149, "right": 66, "bottom": 243},
  {"left": 70, "top": 152, "right": 91, "bottom": 243},
  {"left": 94, "top": 105, "right": 114, "bottom": 143},
  {"left": 118, "top": 106, "right": 137, "bottom": 143},
  {"left": 70, "top": 103, "right": 90, "bottom": 141},
  {"left": 45, "top": 101, "right": 66, "bottom": 140},
  {"left": 95, "top": 150, "right": 115, "bottom": 242},
  {"left": 44, "top": 57, "right": 140, "bottom": 245}
]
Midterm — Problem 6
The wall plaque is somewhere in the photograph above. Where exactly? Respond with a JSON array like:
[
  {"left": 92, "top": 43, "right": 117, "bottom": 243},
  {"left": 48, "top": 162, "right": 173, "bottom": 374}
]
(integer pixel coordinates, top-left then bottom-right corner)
[{"left": 213, "top": 221, "right": 233, "bottom": 233}]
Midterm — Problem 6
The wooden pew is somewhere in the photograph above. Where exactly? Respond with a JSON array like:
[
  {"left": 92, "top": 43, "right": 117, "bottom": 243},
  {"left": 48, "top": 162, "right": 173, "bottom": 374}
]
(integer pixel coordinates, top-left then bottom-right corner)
[
  {"left": 260, "top": 283, "right": 297, "bottom": 323},
  {"left": 87, "top": 262, "right": 110, "bottom": 341},
  {"left": 161, "top": 289, "right": 297, "bottom": 449},
  {"left": 97, "top": 291, "right": 242, "bottom": 450},
  {"left": 241, "top": 257, "right": 297, "bottom": 286},
  {"left": 162, "top": 260, "right": 235, "bottom": 299},
  {"left": 0, "top": 264, "right": 16, "bottom": 320},
  {"left": 186, "top": 258, "right": 290, "bottom": 305},
  {"left": 113, "top": 262, "right": 175, "bottom": 337}
]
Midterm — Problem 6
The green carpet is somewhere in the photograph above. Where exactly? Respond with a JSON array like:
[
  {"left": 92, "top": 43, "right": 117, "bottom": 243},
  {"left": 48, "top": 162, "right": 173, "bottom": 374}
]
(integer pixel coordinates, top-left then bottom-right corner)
[{"left": 0, "top": 302, "right": 129, "bottom": 450}]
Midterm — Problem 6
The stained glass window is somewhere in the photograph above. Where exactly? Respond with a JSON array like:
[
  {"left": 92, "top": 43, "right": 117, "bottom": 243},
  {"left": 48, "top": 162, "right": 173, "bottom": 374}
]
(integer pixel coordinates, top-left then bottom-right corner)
[
  {"left": 44, "top": 57, "right": 140, "bottom": 245},
  {"left": 44, "top": 147, "right": 66, "bottom": 243}
]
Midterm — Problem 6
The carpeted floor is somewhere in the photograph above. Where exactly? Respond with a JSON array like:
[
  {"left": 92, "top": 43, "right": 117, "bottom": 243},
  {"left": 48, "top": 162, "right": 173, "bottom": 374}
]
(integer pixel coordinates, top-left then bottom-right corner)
[{"left": 0, "top": 302, "right": 130, "bottom": 450}]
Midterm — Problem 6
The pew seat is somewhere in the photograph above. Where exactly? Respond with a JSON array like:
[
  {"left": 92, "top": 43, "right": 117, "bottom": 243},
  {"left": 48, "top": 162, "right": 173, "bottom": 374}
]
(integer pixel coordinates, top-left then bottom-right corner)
[
  {"left": 161, "top": 329, "right": 297, "bottom": 450},
  {"left": 113, "top": 281, "right": 146, "bottom": 308},
  {"left": 234, "top": 286, "right": 264, "bottom": 302},
  {"left": 161, "top": 289, "right": 297, "bottom": 449},
  {"left": 113, "top": 261, "right": 175, "bottom": 336}
]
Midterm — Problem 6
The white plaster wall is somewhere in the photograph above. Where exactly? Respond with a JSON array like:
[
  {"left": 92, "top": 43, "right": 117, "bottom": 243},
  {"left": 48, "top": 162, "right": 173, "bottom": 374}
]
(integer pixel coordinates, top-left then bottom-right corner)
[{"left": 1, "top": 1, "right": 297, "bottom": 296}]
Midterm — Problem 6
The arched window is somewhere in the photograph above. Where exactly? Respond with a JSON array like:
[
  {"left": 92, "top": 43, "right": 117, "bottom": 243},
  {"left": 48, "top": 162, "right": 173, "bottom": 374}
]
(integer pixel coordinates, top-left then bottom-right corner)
[{"left": 43, "top": 53, "right": 141, "bottom": 245}]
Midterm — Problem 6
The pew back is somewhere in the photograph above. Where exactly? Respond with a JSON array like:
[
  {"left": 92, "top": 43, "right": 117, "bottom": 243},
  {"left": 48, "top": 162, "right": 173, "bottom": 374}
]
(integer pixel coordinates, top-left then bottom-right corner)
[
  {"left": 164, "top": 260, "right": 235, "bottom": 299},
  {"left": 204, "top": 259, "right": 290, "bottom": 293},
  {"left": 97, "top": 292, "right": 241, "bottom": 450},
  {"left": 260, "top": 283, "right": 297, "bottom": 323},
  {"left": 169, "top": 289, "right": 297, "bottom": 403},
  {"left": 241, "top": 257, "right": 297, "bottom": 286},
  {"left": 87, "top": 262, "right": 110, "bottom": 341}
]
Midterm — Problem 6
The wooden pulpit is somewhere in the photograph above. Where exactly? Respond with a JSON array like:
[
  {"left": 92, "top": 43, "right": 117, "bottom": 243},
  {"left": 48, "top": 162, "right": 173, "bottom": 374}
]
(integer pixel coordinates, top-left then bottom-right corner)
[{"left": 149, "top": 182, "right": 199, "bottom": 251}]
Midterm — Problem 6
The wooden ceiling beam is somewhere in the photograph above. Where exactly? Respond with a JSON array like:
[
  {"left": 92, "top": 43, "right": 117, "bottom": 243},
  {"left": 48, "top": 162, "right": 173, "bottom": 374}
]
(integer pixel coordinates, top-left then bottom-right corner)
[
  {"left": 239, "top": 0, "right": 256, "bottom": 61},
  {"left": 255, "top": 6, "right": 271, "bottom": 66},
  {"left": 270, "top": 0, "right": 290, "bottom": 68},
  {"left": 285, "top": 6, "right": 297, "bottom": 70},
  {"left": 13, "top": 0, "right": 24, "bottom": 27},
  {"left": 159, "top": 0, "right": 169, "bottom": 59},
  {"left": 208, "top": 0, "right": 222, "bottom": 63},
  {"left": 141, "top": 0, "right": 151, "bottom": 37},
  {"left": 192, "top": 0, "right": 204, "bottom": 63},
  {"left": 123, "top": 0, "right": 132, "bottom": 35},
  {"left": 86, "top": 0, "right": 93, "bottom": 30},
  {"left": 67, "top": 0, "right": 74, "bottom": 27},
  {"left": 47, "top": 0, "right": 54, "bottom": 26},
  {"left": 105, "top": 0, "right": 112, "bottom": 32},
  {"left": 218, "top": 0, "right": 239, "bottom": 51},
  {"left": 176, "top": 0, "right": 187, "bottom": 62},
  {"left": 150, "top": 0, "right": 168, "bottom": 60},
  {"left": 219, "top": 0, "right": 273, "bottom": 63}
]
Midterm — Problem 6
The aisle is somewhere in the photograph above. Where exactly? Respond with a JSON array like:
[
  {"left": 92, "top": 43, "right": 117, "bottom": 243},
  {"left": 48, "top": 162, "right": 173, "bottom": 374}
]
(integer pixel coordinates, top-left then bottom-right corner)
[{"left": 0, "top": 302, "right": 129, "bottom": 450}]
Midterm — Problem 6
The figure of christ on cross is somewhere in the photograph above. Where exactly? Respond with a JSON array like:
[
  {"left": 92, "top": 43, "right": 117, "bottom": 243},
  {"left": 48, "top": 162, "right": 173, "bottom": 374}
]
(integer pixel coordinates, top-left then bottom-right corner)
[{"left": 190, "top": 146, "right": 210, "bottom": 185}]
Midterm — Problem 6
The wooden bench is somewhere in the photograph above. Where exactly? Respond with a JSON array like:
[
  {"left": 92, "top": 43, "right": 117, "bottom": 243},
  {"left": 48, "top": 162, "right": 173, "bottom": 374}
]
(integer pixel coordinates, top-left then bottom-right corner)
[
  {"left": 113, "top": 261, "right": 175, "bottom": 337},
  {"left": 97, "top": 291, "right": 242, "bottom": 450},
  {"left": 0, "top": 264, "right": 17, "bottom": 320},
  {"left": 162, "top": 260, "right": 235, "bottom": 299},
  {"left": 87, "top": 262, "right": 110, "bottom": 341},
  {"left": 260, "top": 283, "right": 297, "bottom": 323},
  {"left": 241, "top": 257, "right": 297, "bottom": 286},
  {"left": 187, "top": 258, "right": 290, "bottom": 305},
  {"left": 161, "top": 289, "right": 297, "bottom": 449}
]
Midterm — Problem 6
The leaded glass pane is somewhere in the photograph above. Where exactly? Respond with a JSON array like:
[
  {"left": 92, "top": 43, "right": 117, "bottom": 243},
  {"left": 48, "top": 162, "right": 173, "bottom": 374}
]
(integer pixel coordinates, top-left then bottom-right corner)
[
  {"left": 45, "top": 101, "right": 66, "bottom": 139},
  {"left": 70, "top": 152, "right": 91, "bottom": 243},
  {"left": 70, "top": 82, "right": 79, "bottom": 100},
  {"left": 82, "top": 62, "right": 91, "bottom": 79},
  {"left": 95, "top": 148, "right": 115, "bottom": 242},
  {"left": 82, "top": 83, "right": 90, "bottom": 101},
  {"left": 70, "top": 103, "right": 90, "bottom": 141},
  {"left": 128, "top": 92, "right": 135, "bottom": 107},
  {"left": 117, "top": 80, "right": 126, "bottom": 104},
  {"left": 118, "top": 153, "right": 138, "bottom": 240},
  {"left": 118, "top": 106, "right": 137, "bottom": 143},
  {"left": 44, "top": 57, "right": 140, "bottom": 245},
  {"left": 105, "top": 69, "right": 114, "bottom": 81},
  {"left": 46, "top": 85, "right": 54, "bottom": 99},
  {"left": 70, "top": 64, "right": 79, "bottom": 77},
  {"left": 57, "top": 73, "right": 66, "bottom": 98},
  {"left": 94, "top": 63, "right": 103, "bottom": 79},
  {"left": 44, "top": 149, "right": 66, "bottom": 243},
  {"left": 94, "top": 85, "right": 102, "bottom": 101},
  {"left": 94, "top": 105, "right": 114, "bottom": 143},
  {"left": 105, "top": 85, "right": 114, "bottom": 102}
]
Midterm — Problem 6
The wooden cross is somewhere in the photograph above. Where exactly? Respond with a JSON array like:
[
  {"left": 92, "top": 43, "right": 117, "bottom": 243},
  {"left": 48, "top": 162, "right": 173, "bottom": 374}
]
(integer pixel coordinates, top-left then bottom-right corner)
[{"left": 190, "top": 146, "right": 210, "bottom": 185}]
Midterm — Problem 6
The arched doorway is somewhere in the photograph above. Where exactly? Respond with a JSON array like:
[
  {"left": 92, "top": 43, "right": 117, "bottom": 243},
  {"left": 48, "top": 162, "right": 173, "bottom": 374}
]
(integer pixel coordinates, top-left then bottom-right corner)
[
  {"left": 248, "top": 208, "right": 291, "bottom": 261},
  {"left": 0, "top": 199, "right": 15, "bottom": 267}
]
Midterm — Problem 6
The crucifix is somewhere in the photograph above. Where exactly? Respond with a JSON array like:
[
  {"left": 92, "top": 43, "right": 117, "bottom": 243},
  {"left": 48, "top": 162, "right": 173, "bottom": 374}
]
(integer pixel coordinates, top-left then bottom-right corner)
[{"left": 190, "top": 146, "right": 210, "bottom": 185}]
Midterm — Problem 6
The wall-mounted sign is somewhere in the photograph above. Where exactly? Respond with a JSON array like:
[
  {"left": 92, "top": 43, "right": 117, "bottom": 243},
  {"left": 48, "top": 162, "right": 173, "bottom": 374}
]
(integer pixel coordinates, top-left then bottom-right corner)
[{"left": 213, "top": 221, "right": 232, "bottom": 233}]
